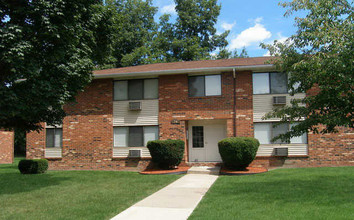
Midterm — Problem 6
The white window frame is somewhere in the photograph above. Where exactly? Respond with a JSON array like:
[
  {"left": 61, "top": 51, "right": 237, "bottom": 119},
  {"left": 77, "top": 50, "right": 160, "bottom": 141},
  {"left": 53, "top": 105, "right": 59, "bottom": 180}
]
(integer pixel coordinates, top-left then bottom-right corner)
[
  {"left": 113, "top": 78, "right": 159, "bottom": 101},
  {"left": 253, "top": 72, "right": 288, "bottom": 95},
  {"left": 254, "top": 122, "right": 307, "bottom": 144},
  {"left": 113, "top": 126, "right": 159, "bottom": 147},
  {"left": 188, "top": 74, "right": 222, "bottom": 97}
]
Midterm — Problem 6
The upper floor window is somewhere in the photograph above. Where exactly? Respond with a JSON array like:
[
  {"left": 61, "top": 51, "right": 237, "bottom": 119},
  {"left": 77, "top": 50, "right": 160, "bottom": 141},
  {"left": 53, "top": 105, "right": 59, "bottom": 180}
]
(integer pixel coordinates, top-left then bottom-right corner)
[
  {"left": 46, "top": 128, "right": 63, "bottom": 148},
  {"left": 114, "top": 78, "right": 158, "bottom": 101},
  {"left": 188, "top": 74, "right": 221, "bottom": 97},
  {"left": 253, "top": 72, "right": 287, "bottom": 94},
  {"left": 254, "top": 122, "right": 307, "bottom": 145}
]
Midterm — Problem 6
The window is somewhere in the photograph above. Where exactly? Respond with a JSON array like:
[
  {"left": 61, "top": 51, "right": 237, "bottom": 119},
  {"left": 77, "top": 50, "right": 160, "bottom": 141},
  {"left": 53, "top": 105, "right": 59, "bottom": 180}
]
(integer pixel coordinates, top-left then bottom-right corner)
[
  {"left": 192, "top": 126, "right": 204, "bottom": 148},
  {"left": 114, "top": 79, "right": 158, "bottom": 101},
  {"left": 188, "top": 75, "right": 221, "bottom": 97},
  {"left": 254, "top": 123, "right": 307, "bottom": 144},
  {"left": 46, "top": 128, "right": 62, "bottom": 148},
  {"left": 253, "top": 72, "right": 287, "bottom": 94},
  {"left": 113, "top": 126, "right": 159, "bottom": 147}
]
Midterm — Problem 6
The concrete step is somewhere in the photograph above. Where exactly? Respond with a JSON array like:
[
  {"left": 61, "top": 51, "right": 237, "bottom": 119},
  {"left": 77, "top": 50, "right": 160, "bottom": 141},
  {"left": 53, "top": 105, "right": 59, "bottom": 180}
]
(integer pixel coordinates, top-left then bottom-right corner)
[{"left": 187, "top": 166, "right": 220, "bottom": 175}]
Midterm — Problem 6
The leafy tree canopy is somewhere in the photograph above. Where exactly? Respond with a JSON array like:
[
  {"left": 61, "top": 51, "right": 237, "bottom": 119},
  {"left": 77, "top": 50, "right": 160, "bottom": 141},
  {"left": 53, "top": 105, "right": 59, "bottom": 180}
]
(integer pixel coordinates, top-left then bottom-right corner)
[
  {"left": 117, "top": 0, "right": 230, "bottom": 66},
  {"left": 0, "top": 0, "right": 112, "bottom": 131},
  {"left": 261, "top": 0, "right": 353, "bottom": 141}
]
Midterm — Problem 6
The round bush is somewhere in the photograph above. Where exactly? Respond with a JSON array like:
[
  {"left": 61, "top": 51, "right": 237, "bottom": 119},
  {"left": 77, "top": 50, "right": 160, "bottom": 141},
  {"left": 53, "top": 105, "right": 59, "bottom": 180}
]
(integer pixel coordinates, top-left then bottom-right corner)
[
  {"left": 147, "top": 140, "right": 185, "bottom": 169},
  {"left": 18, "top": 159, "right": 48, "bottom": 174},
  {"left": 218, "top": 137, "right": 259, "bottom": 170}
]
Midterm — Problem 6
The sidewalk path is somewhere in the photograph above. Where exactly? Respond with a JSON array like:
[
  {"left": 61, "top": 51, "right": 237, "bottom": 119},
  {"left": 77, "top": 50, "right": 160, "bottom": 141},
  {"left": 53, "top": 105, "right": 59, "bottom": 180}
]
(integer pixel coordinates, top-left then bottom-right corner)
[{"left": 111, "top": 174, "right": 218, "bottom": 220}]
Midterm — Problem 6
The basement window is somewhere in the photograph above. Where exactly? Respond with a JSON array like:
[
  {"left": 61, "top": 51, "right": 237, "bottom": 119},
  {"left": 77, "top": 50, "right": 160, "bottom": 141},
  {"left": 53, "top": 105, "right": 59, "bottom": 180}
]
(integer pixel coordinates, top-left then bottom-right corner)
[
  {"left": 188, "top": 75, "right": 221, "bottom": 97},
  {"left": 46, "top": 128, "right": 63, "bottom": 148},
  {"left": 113, "top": 126, "right": 159, "bottom": 147}
]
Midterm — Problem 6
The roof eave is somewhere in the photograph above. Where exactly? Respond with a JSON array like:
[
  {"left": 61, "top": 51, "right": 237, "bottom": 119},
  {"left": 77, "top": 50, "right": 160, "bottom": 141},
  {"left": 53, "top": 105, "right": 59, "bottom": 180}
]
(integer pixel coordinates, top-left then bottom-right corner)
[{"left": 93, "top": 64, "right": 275, "bottom": 79}]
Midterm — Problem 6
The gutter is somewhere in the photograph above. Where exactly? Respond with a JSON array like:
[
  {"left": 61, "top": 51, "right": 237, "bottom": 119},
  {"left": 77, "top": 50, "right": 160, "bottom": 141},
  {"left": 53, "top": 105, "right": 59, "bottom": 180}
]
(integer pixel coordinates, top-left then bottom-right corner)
[{"left": 93, "top": 64, "right": 274, "bottom": 79}]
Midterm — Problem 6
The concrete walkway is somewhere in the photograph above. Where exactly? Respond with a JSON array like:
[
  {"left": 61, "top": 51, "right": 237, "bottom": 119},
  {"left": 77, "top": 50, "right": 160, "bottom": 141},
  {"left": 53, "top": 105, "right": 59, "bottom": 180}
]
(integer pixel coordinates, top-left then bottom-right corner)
[{"left": 111, "top": 173, "right": 218, "bottom": 220}]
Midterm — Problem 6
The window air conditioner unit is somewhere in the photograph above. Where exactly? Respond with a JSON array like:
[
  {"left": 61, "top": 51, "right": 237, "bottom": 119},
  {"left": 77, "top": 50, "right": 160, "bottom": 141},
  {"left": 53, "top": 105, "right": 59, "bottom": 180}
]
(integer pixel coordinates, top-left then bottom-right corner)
[
  {"left": 273, "top": 96, "right": 286, "bottom": 105},
  {"left": 274, "top": 148, "right": 288, "bottom": 156},
  {"left": 129, "top": 102, "right": 142, "bottom": 111},
  {"left": 128, "top": 149, "right": 141, "bottom": 158}
]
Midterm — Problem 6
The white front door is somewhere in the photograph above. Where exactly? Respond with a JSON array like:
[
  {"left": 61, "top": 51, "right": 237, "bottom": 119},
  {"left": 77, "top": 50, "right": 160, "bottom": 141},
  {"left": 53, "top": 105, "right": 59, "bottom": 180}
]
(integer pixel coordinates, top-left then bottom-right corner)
[{"left": 188, "top": 120, "right": 226, "bottom": 162}]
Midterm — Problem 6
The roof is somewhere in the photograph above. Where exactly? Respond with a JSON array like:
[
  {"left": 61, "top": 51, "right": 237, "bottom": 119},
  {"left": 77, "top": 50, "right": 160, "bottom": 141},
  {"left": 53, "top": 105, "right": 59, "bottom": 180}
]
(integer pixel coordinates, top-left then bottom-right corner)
[{"left": 93, "top": 57, "right": 275, "bottom": 78}]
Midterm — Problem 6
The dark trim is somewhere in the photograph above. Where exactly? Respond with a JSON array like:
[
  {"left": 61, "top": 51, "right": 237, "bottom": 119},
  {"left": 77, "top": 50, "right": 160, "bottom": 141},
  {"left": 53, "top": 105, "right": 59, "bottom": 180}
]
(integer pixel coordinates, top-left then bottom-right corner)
[{"left": 113, "top": 78, "right": 159, "bottom": 101}]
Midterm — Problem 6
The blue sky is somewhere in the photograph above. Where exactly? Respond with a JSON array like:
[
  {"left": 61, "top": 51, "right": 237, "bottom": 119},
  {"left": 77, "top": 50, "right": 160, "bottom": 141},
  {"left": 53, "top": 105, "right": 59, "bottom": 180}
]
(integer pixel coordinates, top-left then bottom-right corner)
[{"left": 153, "top": 0, "right": 302, "bottom": 57}]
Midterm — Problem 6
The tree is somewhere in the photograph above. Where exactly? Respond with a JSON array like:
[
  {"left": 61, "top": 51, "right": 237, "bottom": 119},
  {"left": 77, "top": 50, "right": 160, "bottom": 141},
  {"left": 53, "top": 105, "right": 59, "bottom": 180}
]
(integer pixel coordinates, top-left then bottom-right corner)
[
  {"left": 147, "top": 0, "right": 229, "bottom": 63},
  {"left": 0, "top": 0, "right": 112, "bottom": 131},
  {"left": 261, "top": 0, "right": 353, "bottom": 141},
  {"left": 104, "top": 0, "right": 158, "bottom": 68},
  {"left": 216, "top": 47, "right": 249, "bottom": 59}
]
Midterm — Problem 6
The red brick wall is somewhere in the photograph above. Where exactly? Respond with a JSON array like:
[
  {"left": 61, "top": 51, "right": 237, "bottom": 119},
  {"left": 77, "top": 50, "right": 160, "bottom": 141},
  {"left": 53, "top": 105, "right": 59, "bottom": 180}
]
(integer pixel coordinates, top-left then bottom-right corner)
[
  {"left": 27, "top": 79, "right": 152, "bottom": 171},
  {"left": 0, "top": 130, "right": 14, "bottom": 164}
]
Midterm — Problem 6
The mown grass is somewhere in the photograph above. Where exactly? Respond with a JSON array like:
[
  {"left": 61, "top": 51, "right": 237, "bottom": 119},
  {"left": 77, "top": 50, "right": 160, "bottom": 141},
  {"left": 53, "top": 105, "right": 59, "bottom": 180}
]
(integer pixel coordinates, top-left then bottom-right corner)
[
  {"left": 189, "top": 166, "right": 354, "bottom": 220},
  {"left": 0, "top": 158, "right": 181, "bottom": 220}
]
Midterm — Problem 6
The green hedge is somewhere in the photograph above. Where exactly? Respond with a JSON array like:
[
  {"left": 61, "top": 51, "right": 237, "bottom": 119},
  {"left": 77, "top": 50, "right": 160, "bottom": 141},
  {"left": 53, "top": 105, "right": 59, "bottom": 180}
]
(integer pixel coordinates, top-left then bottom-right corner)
[
  {"left": 18, "top": 159, "right": 48, "bottom": 174},
  {"left": 218, "top": 137, "right": 259, "bottom": 170},
  {"left": 147, "top": 140, "right": 185, "bottom": 169}
]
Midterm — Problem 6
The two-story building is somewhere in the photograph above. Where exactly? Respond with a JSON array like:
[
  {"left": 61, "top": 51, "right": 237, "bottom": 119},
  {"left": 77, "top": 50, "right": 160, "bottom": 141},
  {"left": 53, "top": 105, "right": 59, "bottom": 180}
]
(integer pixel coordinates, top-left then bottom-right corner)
[{"left": 26, "top": 57, "right": 353, "bottom": 170}]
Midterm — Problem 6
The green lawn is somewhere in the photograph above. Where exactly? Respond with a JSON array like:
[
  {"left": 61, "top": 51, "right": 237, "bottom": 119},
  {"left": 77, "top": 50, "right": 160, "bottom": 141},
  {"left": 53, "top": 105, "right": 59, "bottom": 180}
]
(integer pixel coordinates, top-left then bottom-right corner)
[
  {"left": 0, "top": 158, "right": 181, "bottom": 220},
  {"left": 189, "top": 167, "right": 354, "bottom": 220}
]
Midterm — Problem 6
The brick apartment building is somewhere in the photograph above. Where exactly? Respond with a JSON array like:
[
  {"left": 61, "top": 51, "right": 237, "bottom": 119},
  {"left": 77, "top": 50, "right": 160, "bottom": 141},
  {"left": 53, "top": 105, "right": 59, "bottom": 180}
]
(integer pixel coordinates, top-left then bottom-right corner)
[{"left": 26, "top": 57, "right": 353, "bottom": 170}]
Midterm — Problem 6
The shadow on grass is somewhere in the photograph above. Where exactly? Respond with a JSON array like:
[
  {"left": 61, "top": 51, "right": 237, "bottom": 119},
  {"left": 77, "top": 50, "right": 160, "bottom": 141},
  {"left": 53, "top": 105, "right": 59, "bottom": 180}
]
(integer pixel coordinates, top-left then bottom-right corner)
[{"left": 0, "top": 172, "right": 71, "bottom": 196}]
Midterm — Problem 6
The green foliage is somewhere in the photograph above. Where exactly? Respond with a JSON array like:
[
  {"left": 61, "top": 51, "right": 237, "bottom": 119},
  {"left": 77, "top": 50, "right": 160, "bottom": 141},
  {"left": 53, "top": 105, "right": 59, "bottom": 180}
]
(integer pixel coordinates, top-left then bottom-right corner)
[
  {"left": 18, "top": 159, "right": 48, "bottom": 174},
  {"left": 218, "top": 137, "right": 259, "bottom": 170},
  {"left": 147, "top": 140, "right": 185, "bottom": 169},
  {"left": 216, "top": 47, "right": 249, "bottom": 59},
  {"left": 0, "top": 0, "right": 112, "bottom": 131},
  {"left": 261, "top": 0, "right": 353, "bottom": 142}
]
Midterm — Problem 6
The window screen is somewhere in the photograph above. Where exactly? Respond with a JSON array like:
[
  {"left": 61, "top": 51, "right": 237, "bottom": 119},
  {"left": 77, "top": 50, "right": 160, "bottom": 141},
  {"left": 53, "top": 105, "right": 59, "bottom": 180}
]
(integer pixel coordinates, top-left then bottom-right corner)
[
  {"left": 128, "top": 80, "right": 143, "bottom": 100},
  {"left": 144, "top": 79, "right": 158, "bottom": 99},
  {"left": 192, "top": 126, "right": 204, "bottom": 148},
  {"left": 290, "top": 123, "right": 307, "bottom": 144},
  {"left": 128, "top": 126, "right": 144, "bottom": 147},
  {"left": 253, "top": 73, "right": 270, "bottom": 94},
  {"left": 254, "top": 123, "right": 271, "bottom": 144},
  {"left": 270, "top": 72, "right": 287, "bottom": 94},
  {"left": 144, "top": 126, "right": 159, "bottom": 146},
  {"left": 272, "top": 123, "right": 289, "bottom": 144},
  {"left": 205, "top": 75, "right": 221, "bottom": 96},
  {"left": 46, "top": 129, "right": 55, "bottom": 148},
  {"left": 114, "top": 127, "right": 128, "bottom": 147},
  {"left": 189, "top": 76, "right": 205, "bottom": 97},
  {"left": 46, "top": 128, "right": 62, "bottom": 148},
  {"left": 114, "top": 81, "right": 128, "bottom": 100}
]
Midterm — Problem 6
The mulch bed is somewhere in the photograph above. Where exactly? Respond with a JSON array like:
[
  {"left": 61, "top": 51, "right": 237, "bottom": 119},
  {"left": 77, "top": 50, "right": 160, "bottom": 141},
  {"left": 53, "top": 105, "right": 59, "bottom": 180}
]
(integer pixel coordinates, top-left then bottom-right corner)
[
  {"left": 140, "top": 166, "right": 191, "bottom": 175},
  {"left": 220, "top": 166, "right": 268, "bottom": 175}
]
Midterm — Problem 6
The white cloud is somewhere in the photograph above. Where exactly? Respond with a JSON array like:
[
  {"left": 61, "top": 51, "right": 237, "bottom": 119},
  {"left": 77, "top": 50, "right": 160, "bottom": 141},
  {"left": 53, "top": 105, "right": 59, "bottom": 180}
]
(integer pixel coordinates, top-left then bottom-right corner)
[
  {"left": 221, "top": 21, "right": 236, "bottom": 31},
  {"left": 229, "top": 19, "right": 272, "bottom": 50},
  {"left": 160, "top": 4, "right": 176, "bottom": 15}
]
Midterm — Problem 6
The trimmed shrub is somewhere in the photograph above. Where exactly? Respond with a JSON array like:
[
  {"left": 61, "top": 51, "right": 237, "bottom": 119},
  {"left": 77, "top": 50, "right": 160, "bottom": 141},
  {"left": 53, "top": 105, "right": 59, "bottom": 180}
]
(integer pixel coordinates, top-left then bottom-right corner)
[
  {"left": 18, "top": 159, "right": 48, "bottom": 174},
  {"left": 147, "top": 140, "right": 185, "bottom": 169},
  {"left": 218, "top": 137, "right": 259, "bottom": 170}
]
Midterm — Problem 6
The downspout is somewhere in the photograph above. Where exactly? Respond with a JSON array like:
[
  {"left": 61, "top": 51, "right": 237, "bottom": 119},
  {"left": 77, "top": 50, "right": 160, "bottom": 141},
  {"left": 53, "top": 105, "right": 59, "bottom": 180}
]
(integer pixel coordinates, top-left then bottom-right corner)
[{"left": 233, "top": 68, "right": 237, "bottom": 137}]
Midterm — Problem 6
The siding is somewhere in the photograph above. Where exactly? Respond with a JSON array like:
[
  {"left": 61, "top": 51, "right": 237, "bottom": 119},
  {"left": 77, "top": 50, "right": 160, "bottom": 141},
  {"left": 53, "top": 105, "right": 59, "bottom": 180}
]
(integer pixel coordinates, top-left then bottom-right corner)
[
  {"left": 253, "top": 93, "right": 306, "bottom": 122},
  {"left": 113, "top": 100, "right": 158, "bottom": 126},
  {"left": 113, "top": 147, "right": 151, "bottom": 158},
  {"left": 45, "top": 148, "right": 62, "bottom": 158},
  {"left": 256, "top": 144, "right": 308, "bottom": 156}
]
